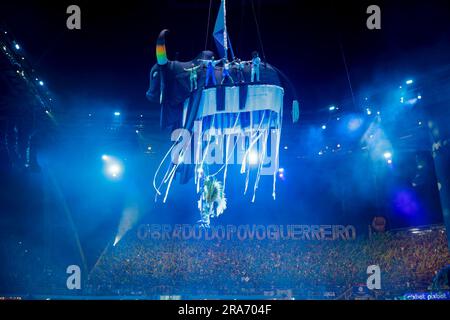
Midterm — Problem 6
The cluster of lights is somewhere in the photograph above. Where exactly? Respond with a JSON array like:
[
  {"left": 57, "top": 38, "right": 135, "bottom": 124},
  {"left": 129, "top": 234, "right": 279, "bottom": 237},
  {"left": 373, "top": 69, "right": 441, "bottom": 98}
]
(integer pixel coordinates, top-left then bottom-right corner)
[
  {"left": 315, "top": 77, "right": 423, "bottom": 163},
  {"left": 400, "top": 79, "right": 423, "bottom": 105},
  {"left": 1, "top": 31, "right": 52, "bottom": 113}
]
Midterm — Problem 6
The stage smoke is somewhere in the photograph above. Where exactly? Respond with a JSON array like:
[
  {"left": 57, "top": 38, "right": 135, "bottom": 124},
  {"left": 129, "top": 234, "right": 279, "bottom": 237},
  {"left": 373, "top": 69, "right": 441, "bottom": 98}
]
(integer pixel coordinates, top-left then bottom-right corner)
[{"left": 114, "top": 205, "right": 139, "bottom": 246}]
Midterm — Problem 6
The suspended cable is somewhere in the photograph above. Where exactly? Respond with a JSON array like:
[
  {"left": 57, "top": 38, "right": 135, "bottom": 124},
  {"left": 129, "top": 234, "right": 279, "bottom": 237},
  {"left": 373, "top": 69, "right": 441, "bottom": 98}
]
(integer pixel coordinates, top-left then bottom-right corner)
[
  {"left": 250, "top": 0, "right": 267, "bottom": 62},
  {"left": 339, "top": 40, "right": 357, "bottom": 110},
  {"left": 204, "top": 0, "right": 213, "bottom": 51}
]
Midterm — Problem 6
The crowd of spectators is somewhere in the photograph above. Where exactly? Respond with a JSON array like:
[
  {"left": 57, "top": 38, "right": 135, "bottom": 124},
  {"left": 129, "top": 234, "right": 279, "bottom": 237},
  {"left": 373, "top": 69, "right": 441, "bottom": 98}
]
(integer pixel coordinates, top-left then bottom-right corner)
[{"left": 86, "top": 226, "right": 450, "bottom": 298}]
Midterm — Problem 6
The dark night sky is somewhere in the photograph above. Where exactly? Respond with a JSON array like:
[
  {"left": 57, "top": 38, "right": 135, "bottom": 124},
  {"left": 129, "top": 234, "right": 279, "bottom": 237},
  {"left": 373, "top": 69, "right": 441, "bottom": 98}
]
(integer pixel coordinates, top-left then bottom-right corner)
[{"left": 1, "top": 0, "right": 450, "bottom": 115}]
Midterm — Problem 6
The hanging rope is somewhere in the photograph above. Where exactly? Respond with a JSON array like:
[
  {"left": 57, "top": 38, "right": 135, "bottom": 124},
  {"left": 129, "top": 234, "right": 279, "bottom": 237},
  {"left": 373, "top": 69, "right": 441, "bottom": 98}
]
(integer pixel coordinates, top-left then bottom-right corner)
[
  {"left": 250, "top": 0, "right": 267, "bottom": 62},
  {"left": 204, "top": 0, "right": 213, "bottom": 51},
  {"left": 339, "top": 40, "right": 357, "bottom": 110}
]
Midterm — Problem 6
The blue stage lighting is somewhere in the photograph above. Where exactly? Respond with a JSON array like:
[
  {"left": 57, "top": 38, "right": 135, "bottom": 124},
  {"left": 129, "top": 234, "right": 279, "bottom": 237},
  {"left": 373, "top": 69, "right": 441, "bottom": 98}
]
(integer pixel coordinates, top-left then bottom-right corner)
[
  {"left": 406, "top": 79, "right": 414, "bottom": 85},
  {"left": 107, "top": 164, "right": 122, "bottom": 178},
  {"left": 39, "top": 80, "right": 44, "bottom": 86},
  {"left": 114, "top": 111, "right": 121, "bottom": 116},
  {"left": 407, "top": 98, "right": 418, "bottom": 105},
  {"left": 417, "top": 95, "right": 422, "bottom": 100},
  {"left": 348, "top": 117, "right": 363, "bottom": 131},
  {"left": 321, "top": 125, "right": 327, "bottom": 130},
  {"left": 383, "top": 152, "right": 392, "bottom": 159},
  {"left": 329, "top": 105, "right": 336, "bottom": 111},
  {"left": 102, "top": 155, "right": 123, "bottom": 179},
  {"left": 366, "top": 108, "right": 372, "bottom": 115}
]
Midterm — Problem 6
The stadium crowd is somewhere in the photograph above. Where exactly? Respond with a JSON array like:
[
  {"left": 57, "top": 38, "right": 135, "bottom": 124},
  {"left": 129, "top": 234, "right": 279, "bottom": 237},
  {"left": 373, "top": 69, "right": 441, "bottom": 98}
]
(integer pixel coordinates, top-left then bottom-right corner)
[{"left": 86, "top": 226, "right": 450, "bottom": 298}]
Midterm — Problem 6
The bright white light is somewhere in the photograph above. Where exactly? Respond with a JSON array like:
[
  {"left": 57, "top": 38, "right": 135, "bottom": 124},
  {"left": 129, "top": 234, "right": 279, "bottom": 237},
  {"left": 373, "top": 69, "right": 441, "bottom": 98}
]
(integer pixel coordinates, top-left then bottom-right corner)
[
  {"left": 114, "top": 111, "right": 121, "bottom": 116},
  {"left": 108, "top": 164, "right": 121, "bottom": 177},
  {"left": 39, "top": 80, "right": 44, "bottom": 86},
  {"left": 147, "top": 146, "right": 152, "bottom": 151},
  {"left": 417, "top": 95, "right": 422, "bottom": 100},
  {"left": 406, "top": 79, "right": 414, "bottom": 85},
  {"left": 329, "top": 105, "right": 336, "bottom": 111},
  {"left": 278, "top": 168, "right": 284, "bottom": 173},
  {"left": 321, "top": 125, "right": 327, "bottom": 130},
  {"left": 102, "top": 155, "right": 123, "bottom": 179},
  {"left": 248, "top": 150, "right": 259, "bottom": 165},
  {"left": 337, "top": 144, "right": 341, "bottom": 148},
  {"left": 366, "top": 108, "right": 372, "bottom": 115},
  {"left": 387, "top": 159, "right": 392, "bottom": 164},
  {"left": 14, "top": 43, "right": 20, "bottom": 50},
  {"left": 407, "top": 98, "right": 418, "bottom": 105},
  {"left": 135, "top": 130, "right": 139, "bottom": 134},
  {"left": 383, "top": 152, "right": 392, "bottom": 159},
  {"left": 284, "top": 145, "right": 288, "bottom": 150}
]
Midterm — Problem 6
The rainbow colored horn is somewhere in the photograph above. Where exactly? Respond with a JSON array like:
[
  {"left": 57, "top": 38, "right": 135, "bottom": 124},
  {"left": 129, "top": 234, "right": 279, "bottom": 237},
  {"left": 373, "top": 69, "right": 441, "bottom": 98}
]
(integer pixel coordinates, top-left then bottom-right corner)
[{"left": 156, "top": 29, "right": 169, "bottom": 65}]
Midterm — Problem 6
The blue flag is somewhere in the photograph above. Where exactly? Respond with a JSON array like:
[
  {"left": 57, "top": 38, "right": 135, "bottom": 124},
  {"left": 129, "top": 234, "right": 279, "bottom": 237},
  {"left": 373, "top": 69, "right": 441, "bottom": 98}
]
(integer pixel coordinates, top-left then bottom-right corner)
[{"left": 213, "top": 0, "right": 234, "bottom": 60}]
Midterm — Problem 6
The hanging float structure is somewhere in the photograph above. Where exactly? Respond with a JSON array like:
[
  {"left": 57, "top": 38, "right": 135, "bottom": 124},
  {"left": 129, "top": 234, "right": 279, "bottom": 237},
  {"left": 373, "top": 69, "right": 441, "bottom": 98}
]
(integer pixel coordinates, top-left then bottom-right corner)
[{"left": 147, "top": 0, "right": 298, "bottom": 227}]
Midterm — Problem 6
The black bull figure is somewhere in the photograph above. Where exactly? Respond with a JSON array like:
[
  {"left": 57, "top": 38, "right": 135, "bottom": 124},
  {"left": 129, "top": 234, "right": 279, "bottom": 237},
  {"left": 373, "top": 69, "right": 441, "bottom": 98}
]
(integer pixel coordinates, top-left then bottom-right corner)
[
  {"left": 146, "top": 29, "right": 294, "bottom": 131},
  {"left": 146, "top": 29, "right": 296, "bottom": 184}
]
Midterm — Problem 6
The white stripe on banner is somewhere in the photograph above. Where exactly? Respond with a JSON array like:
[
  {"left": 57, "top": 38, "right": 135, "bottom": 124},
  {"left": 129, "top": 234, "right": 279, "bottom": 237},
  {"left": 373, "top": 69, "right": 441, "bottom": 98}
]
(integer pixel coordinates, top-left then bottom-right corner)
[{"left": 196, "top": 85, "right": 284, "bottom": 118}]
